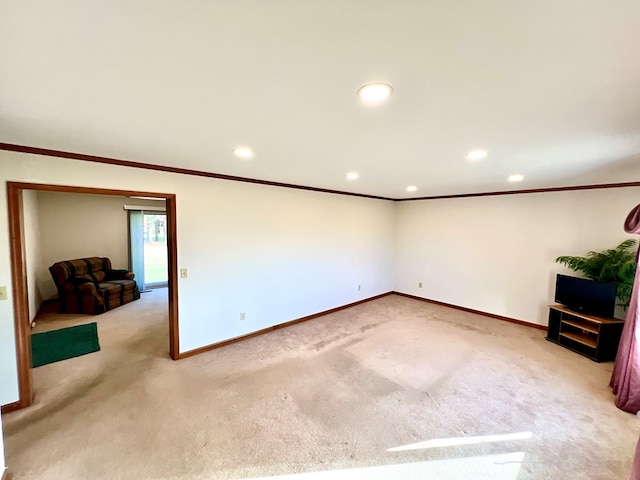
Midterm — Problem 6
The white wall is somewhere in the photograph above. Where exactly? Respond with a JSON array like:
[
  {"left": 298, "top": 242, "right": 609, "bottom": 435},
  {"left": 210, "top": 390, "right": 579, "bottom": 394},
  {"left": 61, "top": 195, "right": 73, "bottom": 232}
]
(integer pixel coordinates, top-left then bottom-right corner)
[
  {"left": 0, "top": 151, "right": 396, "bottom": 404},
  {"left": 35, "top": 191, "right": 165, "bottom": 301},
  {"left": 394, "top": 187, "right": 640, "bottom": 325},
  {"left": 22, "top": 190, "right": 42, "bottom": 322},
  {"left": 175, "top": 175, "right": 395, "bottom": 352}
]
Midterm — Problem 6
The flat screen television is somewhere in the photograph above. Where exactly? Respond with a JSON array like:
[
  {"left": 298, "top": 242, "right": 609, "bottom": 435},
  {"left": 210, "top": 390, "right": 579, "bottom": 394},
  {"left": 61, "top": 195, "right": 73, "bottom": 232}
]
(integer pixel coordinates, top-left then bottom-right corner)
[{"left": 554, "top": 274, "right": 617, "bottom": 318}]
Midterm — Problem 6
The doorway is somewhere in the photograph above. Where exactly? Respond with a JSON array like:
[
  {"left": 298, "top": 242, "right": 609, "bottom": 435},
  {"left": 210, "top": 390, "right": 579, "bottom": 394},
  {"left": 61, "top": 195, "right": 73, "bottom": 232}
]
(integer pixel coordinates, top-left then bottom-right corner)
[{"left": 4, "top": 182, "right": 180, "bottom": 412}]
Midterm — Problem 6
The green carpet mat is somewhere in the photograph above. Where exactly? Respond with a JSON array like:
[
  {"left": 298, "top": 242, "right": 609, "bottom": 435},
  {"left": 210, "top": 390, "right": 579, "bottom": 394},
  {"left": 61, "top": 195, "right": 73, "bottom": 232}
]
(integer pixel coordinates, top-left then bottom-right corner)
[{"left": 31, "top": 322, "right": 100, "bottom": 367}]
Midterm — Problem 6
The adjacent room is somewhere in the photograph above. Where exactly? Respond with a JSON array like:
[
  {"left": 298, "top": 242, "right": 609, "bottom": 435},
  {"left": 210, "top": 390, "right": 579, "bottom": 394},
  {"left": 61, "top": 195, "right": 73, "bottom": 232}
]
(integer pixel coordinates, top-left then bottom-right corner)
[
  {"left": 1, "top": 1, "right": 640, "bottom": 479},
  {"left": 24, "top": 191, "right": 168, "bottom": 317},
  {"left": 21, "top": 189, "right": 170, "bottom": 382}
]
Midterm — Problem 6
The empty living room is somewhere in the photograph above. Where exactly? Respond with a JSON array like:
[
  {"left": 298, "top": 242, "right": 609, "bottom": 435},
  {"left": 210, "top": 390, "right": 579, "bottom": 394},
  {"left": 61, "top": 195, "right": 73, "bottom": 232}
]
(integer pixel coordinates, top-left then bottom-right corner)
[{"left": 1, "top": 1, "right": 640, "bottom": 479}]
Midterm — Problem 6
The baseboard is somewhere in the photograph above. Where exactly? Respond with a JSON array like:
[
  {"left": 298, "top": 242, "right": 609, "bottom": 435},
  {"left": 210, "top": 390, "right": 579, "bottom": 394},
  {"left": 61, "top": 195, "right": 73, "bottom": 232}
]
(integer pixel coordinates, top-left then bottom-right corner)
[
  {"left": 1, "top": 400, "right": 22, "bottom": 414},
  {"left": 34, "top": 298, "right": 59, "bottom": 319},
  {"left": 393, "top": 292, "right": 547, "bottom": 331},
  {"left": 179, "top": 292, "right": 394, "bottom": 359},
  {"left": 175, "top": 290, "right": 546, "bottom": 359}
]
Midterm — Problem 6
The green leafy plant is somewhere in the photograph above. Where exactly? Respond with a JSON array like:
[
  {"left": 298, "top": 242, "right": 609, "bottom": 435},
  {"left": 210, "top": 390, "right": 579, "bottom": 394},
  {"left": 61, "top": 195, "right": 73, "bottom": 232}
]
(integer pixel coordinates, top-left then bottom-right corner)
[{"left": 554, "top": 239, "right": 637, "bottom": 308}]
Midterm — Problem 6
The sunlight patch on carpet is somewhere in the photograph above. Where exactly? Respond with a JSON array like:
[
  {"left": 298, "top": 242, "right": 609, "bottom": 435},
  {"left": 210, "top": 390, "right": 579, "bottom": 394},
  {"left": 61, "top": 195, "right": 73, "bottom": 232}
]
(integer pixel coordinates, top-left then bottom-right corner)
[
  {"left": 247, "top": 452, "right": 525, "bottom": 479},
  {"left": 387, "top": 431, "right": 533, "bottom": 452}
]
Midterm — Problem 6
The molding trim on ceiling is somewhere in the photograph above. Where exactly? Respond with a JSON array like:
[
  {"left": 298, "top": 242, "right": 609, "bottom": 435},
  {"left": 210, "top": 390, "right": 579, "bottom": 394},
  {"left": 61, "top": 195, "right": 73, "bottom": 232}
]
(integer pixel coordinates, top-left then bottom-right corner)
[
  {"left": 0, "top": 142, "right": 393, "bottom": 201},
  {"left": 398, "top": 181, "right": 640, "bottom": 201},
  {"left": 0, "top": 142, "right": 638, "bottom": 200}
]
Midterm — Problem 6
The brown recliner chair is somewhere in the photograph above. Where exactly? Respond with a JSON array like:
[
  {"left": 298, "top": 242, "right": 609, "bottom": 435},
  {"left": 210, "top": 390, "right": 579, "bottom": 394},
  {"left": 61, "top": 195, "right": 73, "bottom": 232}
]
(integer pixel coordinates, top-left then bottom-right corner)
[{"left": 49, "top": 257, "right": 140, "bottom": 315}]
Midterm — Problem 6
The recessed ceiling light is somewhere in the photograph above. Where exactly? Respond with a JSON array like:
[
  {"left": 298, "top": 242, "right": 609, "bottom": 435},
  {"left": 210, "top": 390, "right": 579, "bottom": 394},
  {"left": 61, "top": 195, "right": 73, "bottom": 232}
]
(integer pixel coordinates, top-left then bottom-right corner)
[
  {"left": 406, "top": 185, "right": 418, "bottom": 192},
  {"left": 508, "top": 174, "right": 524, "bottom": 182},
  {"left": 357, "top": 83, "right": 393, "bottom": 106},
  {"left": 465, "top": 150, "right": 488, "bottom": 161},
  {"left": 346, "top": 171, "right": 360, "bottom": 181},
  {"left": 233, "top": 146, "right": 253, "bottom": 159}
]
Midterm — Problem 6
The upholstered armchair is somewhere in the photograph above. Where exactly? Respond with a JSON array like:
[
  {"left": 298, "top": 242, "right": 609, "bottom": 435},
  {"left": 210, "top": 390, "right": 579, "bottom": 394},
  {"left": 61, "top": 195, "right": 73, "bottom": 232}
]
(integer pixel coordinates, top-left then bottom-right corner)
[{"left": 49, "top": 257, "right": 140, "bottom": 314}]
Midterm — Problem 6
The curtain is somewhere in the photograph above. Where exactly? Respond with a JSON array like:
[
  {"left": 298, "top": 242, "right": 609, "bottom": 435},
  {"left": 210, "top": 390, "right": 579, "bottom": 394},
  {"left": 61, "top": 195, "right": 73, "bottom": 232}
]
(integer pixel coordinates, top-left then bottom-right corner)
[
  {"left": 610, "top": 203, "right": 640, "bottom": 412},
  {"left": 128, "top": 210, "right": 146, "bottom": 291}
]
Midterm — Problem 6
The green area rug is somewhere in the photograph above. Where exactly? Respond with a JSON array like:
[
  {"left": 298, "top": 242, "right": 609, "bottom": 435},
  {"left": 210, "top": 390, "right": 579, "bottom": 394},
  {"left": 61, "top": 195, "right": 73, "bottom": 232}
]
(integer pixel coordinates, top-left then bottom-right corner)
[{"left": 31, "top": 322, "right": 100, "bottom": 367}]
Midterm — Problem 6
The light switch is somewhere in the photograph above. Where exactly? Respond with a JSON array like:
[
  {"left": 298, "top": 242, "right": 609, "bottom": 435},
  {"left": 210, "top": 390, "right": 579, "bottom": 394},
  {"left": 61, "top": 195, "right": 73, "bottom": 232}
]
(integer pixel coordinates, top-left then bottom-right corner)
[
  {"left": 180, "top": 268, "right": 188, "bottom": 278},
  {"left": 0, "top": 286, "right": 7, "bottom": 300}
]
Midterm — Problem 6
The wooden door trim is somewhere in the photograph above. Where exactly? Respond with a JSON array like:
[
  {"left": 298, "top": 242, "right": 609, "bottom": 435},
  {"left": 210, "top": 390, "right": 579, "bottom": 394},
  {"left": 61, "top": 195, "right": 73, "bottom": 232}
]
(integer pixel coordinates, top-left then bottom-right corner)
[{"left": 5, "top": 181, "right": 179, "bottom": 410}]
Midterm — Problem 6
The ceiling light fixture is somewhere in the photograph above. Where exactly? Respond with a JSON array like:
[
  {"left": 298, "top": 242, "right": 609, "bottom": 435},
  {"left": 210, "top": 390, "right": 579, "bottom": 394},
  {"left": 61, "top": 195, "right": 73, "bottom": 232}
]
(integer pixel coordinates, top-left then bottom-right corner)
[
  {"left": 508, "top": 174, "right": 524, "bottom": 182},
  {"left": 357, "top": 83, "right": 393, "bottom": 106},
  {"left": 465, "top": 150, "right": 488, "bottom": 161},
  {"left": 233, "top": 146, "right": 253, "bottom": 159},
  {"left": 346, "top": 172, "right": 360, "bottom": 181},
  {"left": 406, "top": 185, "right": 418, "bottom": 192}
]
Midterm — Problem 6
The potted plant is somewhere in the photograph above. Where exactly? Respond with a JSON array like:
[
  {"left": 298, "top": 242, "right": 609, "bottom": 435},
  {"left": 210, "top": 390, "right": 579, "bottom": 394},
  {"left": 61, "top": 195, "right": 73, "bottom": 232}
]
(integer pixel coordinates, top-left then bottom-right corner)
[{"left": 555, "top": 239, "right": 637, "bottom": 309}]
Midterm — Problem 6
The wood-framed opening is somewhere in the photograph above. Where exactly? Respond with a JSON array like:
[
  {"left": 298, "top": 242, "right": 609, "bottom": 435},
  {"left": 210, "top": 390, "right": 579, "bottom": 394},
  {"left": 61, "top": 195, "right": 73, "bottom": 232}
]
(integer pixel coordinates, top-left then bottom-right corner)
[{"left": 4, "top": 181, "right": 179, "bottom": 412}]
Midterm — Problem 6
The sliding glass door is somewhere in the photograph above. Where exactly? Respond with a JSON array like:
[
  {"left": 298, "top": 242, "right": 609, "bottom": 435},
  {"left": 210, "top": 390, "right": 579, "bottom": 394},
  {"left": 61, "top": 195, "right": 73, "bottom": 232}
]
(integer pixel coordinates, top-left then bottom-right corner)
[
  {"left": 143, "top": 213, "right": 168, "bottom": 287},
  {"left": 129, "top": 210, "right": 167, "bottom": 290}
]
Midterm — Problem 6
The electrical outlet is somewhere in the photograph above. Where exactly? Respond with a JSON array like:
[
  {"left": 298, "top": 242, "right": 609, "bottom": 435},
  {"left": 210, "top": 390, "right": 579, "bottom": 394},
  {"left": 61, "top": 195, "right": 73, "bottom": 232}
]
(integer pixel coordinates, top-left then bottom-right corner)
[
  {"left": 180, "top": 268, "right": 188, "bottom": 278},
  {"left": 418, "top": 282, "right": 423, "bottom": 288},
  {"left": 358, "top": 284, "right": 361, "bottom": 291},
  {"left": 0, "top": 286, "right": 7, "bottom": 300},
  {"left": 240, "top": 312, "right": 246, "bottom": 321}
]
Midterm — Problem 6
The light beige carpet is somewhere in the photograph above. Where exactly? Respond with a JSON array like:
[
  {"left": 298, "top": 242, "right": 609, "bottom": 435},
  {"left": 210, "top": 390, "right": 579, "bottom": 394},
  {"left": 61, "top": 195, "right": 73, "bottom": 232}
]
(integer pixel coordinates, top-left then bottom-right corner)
[{"left": 3, "top": 290, "right": 639, "bottom": 479}]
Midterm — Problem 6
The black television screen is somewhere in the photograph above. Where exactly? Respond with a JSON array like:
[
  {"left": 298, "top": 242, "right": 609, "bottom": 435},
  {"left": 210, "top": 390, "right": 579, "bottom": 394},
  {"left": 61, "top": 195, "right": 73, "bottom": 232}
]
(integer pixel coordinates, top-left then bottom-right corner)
[{"left": 554, "top": 274, "right": 617, "bottom": 318}]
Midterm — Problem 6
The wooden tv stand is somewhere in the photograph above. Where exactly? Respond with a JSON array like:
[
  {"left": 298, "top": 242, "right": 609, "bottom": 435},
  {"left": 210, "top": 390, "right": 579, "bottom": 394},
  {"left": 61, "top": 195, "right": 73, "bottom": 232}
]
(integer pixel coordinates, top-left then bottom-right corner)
[{"left": 546, "top": 305, "right": 624, "bottom": 362}]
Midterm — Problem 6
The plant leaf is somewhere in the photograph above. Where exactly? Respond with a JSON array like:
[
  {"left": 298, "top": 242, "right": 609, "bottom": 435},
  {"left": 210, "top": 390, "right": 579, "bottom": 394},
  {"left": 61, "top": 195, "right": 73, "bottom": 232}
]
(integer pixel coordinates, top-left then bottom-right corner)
[{"left": 554, "top": 239, "right": 638, "bottom": 308}]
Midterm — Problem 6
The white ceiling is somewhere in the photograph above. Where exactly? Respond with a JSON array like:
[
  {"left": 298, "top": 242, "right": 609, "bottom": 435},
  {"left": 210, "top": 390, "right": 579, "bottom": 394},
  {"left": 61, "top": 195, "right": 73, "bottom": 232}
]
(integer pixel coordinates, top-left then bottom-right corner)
[{"left": 2, "top": 1, "right": 640, "bottom": 199}]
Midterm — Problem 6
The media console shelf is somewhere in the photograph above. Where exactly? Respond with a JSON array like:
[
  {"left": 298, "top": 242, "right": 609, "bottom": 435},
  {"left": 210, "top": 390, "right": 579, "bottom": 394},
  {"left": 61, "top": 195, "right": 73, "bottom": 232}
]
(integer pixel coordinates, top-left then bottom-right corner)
[{"left": 546, "top": 305, "right": 624, "bottom": 362}]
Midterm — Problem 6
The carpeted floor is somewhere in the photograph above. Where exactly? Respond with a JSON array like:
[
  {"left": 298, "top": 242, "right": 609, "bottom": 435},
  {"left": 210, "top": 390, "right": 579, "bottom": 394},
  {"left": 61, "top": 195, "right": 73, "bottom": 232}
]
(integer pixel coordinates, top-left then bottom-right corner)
[{"left": 2, "top": 290, "right": 639, "bottom": 479}]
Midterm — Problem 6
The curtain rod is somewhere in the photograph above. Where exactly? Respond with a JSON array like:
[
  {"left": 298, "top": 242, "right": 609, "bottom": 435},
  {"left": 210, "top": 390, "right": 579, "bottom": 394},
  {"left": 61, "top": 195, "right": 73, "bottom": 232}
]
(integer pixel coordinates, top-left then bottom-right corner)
[{"left": 123, "top": 205, "right": 166, "bottom": 212}]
